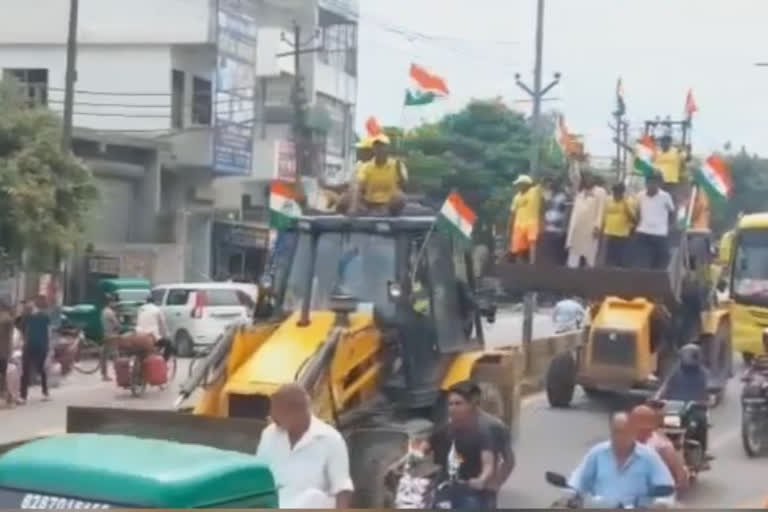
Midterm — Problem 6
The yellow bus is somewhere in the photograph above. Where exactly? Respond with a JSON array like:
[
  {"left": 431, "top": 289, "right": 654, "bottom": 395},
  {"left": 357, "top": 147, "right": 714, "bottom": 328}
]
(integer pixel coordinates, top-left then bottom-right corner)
[{"left": 728, "top": 213, "right": 768, "bottom": 362}]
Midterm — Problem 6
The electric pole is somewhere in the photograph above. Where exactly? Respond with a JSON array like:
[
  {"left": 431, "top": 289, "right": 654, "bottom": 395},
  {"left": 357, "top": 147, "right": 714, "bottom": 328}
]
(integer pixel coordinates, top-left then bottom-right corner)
[
  {"left": 61, "top": 0, "right": 79, "bottom": 152},
  {"left": 514, "top": 0, "right": 561, "bottom": 374}
]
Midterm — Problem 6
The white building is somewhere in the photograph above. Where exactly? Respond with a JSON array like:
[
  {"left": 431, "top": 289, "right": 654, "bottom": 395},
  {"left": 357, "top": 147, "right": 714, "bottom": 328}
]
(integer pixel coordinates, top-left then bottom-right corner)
[{"left": 0, "top": 0, "right": 358, "bottom": 291}]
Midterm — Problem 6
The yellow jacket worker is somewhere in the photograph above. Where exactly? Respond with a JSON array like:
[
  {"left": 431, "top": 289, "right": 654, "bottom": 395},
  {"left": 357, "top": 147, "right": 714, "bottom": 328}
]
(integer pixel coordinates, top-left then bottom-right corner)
[
  {"left": 602, "top": 182, "right": 636, "bottom": 267},
  {"left": 508, "top": 174, "right": 541, "bottom": 262},
  {"left": 354, "top": 134, "right": 407, "bottom": 215}
]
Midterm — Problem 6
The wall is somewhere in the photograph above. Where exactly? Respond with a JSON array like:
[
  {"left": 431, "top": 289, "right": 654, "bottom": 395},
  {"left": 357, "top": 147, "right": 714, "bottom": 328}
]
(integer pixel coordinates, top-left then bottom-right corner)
[
  {"left": 0, "top": 0, "right": 213, "bottom": 45},
  {"left": 0, "top": 44, "right": 173, "bottom": 131}
]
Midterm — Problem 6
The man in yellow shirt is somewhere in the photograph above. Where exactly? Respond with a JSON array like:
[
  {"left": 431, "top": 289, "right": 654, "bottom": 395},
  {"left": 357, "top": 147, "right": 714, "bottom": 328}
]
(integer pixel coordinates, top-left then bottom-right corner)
[
  {"left": 602, "top": 182, "right": 636, "bottom": 267},
  {"left": 653, "top": 133, "right": 689, "bottom": 208},
  {"left": 353, "top": 134, "right": 407, "bottom": 215},
  {"left": 507, "top": 174, "right": 541, "bottom": 263}
]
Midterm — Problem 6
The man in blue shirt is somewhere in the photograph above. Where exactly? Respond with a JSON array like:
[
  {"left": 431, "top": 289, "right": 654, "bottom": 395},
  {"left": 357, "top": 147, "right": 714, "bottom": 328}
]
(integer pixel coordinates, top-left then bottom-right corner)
[{"left": 568, "top": 412, "right": 675, "bottom": 507}]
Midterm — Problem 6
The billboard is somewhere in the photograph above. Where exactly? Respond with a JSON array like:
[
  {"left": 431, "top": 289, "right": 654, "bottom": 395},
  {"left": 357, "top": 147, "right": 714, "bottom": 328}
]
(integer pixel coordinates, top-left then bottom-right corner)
[{"left": 214, "top": 0, "right": 257, "bottom": 175}]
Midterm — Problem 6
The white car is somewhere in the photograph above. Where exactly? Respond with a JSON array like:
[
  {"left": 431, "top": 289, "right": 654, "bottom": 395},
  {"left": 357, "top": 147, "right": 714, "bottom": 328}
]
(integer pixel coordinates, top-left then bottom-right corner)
[{"left": 151, "top": 282, "right": 253, "bottom": 356}]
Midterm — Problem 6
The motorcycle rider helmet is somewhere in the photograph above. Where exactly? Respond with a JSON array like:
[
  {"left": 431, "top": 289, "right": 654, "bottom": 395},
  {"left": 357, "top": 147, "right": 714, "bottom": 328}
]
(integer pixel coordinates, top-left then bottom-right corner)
[{"left": 679, "top": 343, "right": 703, "bottom": 368}]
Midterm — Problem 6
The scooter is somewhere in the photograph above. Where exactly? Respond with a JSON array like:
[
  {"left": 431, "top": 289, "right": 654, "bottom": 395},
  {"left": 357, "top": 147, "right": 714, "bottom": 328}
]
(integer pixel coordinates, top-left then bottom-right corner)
[{"left": 545, "top": 471, "right": 675, "bottom": 509}]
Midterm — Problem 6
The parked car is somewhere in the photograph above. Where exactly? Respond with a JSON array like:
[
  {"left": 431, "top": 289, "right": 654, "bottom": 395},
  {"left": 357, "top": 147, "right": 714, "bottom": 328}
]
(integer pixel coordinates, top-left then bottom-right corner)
[{"left": 152, "top": 283, "right": 252, "bottom": 357}]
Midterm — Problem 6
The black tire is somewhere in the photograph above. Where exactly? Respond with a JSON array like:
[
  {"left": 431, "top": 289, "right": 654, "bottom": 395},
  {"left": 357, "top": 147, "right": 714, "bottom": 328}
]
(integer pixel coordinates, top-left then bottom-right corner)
[
  {"left": 129, "top": 355, "right": 146, "bottom": 397},
  {"left": 175, "top": 331, "right": 194, "bottom": 358},
  {"left": 73, "top": 338, "right": 103, "bottom": 375},
  {"left": 546, "top": 351, "right": 577, "bottom": 408},
  {"left": 352, "top": 435, "right": 405, "bottom": 508},
  {"left": 741, "top": 413, "right": 763, "bottom": 458}
]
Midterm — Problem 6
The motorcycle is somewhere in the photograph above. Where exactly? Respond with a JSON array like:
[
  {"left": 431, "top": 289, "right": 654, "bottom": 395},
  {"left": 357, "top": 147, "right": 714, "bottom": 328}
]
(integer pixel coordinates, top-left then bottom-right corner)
[
  {"left": 545, "top": 471, "right": 675, "bottom": 509},
  {"left": 655, "top": 399, "right": 711, "bottom": 479},
  {"left": 741, "top": 360, "right": 768, "bottom": 457}
]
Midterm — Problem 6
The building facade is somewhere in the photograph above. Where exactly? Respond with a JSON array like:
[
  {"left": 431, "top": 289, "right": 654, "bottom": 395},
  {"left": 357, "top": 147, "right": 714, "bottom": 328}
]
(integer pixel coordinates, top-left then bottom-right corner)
[{"left": 0, "top": 0, "right": 358, "bottom": 292}]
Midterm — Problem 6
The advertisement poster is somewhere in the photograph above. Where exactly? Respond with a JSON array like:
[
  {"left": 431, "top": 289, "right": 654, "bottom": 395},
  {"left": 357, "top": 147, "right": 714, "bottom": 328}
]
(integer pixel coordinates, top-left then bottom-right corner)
[
  {"left": 214, "top": 0, "right": 257, "bottom": 175},
  {"left": 274, "top": 140, "right": 297, "bottom": 182}
]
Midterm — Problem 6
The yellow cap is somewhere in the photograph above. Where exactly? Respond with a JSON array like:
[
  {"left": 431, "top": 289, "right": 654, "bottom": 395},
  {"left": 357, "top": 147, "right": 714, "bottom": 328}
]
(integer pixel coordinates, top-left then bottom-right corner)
[
  {"left": 355, "top": 136, "right": 373, "bottom": 149},
  {"left": 514, "top": 174, "right": 533, "bottom": 186},
  {"left": 371, "top": 133, "right": 391, "bottom": 145}
]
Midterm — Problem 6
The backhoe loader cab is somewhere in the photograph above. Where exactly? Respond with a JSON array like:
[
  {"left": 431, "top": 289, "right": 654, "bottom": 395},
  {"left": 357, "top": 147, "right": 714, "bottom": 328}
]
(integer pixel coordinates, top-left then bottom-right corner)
[
  {"left": 176, "top": 211, "right": 520, "bottom": 507},
  {"left": 499, "top": 228, "right": 731, "bottom": 408}
]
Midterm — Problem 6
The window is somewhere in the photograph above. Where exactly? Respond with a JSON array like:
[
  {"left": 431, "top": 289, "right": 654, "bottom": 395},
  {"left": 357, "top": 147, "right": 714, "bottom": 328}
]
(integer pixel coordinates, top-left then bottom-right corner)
[
  {"left": 732, "top": 230, "right": 768, "bottom": 306},
  {"left": 192, "top": 76, "right": 212, "bottom": 125},
  {"left": 3, "top": 68, "right": 48, "bottom": 106},
  {"left": 206, "top": 289, "right": 242, "bottom": 306},
  {"left": 166, "top": 289, "right": 192, "bottom": 306},
  {"left": 318, "top": 23, "right": 358, "bottom": 77},
  {"left": 151, "top": 288, "right": 167, "bottom": 305},
  {"left": 171, "top": 69, "right": 185, "bottom": 129}
]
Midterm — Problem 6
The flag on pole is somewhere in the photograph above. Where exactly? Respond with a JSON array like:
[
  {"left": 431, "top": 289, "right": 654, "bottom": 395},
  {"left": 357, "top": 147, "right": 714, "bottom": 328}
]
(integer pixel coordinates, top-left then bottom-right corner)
[
  {"left": 694, "top": 154, "right": 732, "bottom": 203},
  {"left": 616, "top": 77, "right": 626, "bottom": 116},
  {"left": 269, "top": 181, "right": 302, "bottom": 230},
  {"left": 554, "top": 114, "right": 570, "bottom": 155},
  {"left": 685, "top": 89, "right": 698, "bottom": 118},
  {"left": 404, "top": 63, "right": 449, "bottom": 107},
  {"left": 633, "top": 135, "right": 657, "bottom": 179},
  {"left": 437, "top": 192, "right": 477, "bottom": 244},
  {"left": 365, "top": 116, "right": 382, "bottom": 137}
]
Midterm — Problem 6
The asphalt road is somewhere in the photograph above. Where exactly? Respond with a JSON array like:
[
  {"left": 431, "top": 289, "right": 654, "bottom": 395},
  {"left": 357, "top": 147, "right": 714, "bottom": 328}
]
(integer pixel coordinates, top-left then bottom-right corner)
[{"left": 500, "top": 358, "right": 768, "bottom": 509}]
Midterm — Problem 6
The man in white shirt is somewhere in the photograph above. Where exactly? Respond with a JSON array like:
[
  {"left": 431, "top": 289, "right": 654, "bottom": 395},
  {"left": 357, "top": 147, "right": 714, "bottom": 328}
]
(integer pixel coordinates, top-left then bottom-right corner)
[
  {"left": 134, "top": 295, "right": 168, "bottom": 343},
  {"left": 256, "top": 383, "right": 354, "bottom": 509},
  {"left": 634, "top": 172, "right": 675, "bottom": 269}
]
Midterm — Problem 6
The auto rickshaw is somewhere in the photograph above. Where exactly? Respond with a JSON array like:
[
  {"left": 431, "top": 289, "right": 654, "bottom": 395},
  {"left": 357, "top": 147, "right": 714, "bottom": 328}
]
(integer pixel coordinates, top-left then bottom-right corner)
[{"left": 0, "top": 432, "right": 278, "bottom": 509}]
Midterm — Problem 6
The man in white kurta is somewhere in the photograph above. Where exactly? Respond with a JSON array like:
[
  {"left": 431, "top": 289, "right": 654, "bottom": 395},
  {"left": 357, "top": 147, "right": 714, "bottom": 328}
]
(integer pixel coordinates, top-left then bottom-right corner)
[
  {"left": 566, "top": 175, "right": 607, "bottom": 268},
  {"left": 255, "top": 384, "right": 354, "bottom": 508}
]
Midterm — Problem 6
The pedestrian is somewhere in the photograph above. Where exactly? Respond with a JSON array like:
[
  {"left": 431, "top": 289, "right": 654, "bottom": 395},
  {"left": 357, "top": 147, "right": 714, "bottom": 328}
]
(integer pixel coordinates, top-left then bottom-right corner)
[
  {"left": 565, "top": 173, "right": 605, "bottom": 268},
  {"left": 634, "top": 171, "right": 675, "bottom": 269},
  {"left": 100, "top": 293, "right": 121, "bottom": 381},
  {"left": 602, "top": 182, "right": 636, "bottom": 267},
  {"left": 20, "top": 295, "right": 51, "bottom": 404},
  {"left": 429, "top": 381, "right": 497, "bottom": 509},
  {"left": 0, "top": 301, "right": 14, "bottom": 408},
  {"left": 538, "top": 176, "right": 569, "bottom": 266},
  {"left": 256, "top": 383, "right": 353, "bottom": 508},
  {"left": 507, "top": 174, "right": 542, "bottom": 263}
]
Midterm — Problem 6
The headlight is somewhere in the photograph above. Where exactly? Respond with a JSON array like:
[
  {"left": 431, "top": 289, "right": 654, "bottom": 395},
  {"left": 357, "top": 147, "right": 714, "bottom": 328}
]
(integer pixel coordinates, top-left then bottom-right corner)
[{"left": 663, "top": 415, "right": 682, "bottom": 428}]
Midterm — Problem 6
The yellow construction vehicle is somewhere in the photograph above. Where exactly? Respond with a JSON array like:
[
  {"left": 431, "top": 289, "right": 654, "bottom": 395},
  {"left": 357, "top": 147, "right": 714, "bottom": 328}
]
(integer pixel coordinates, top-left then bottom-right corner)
[
  {"left": 499, "top": 228, "right": 731, "bottom": 407},
  {"left": 75, "top": 207, "right": 522, "bottom": 507}
]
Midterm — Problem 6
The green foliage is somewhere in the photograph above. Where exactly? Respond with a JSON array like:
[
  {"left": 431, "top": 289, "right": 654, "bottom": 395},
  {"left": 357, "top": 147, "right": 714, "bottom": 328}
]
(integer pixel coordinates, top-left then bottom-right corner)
[
  {"left": 394, "top": 100, "right": 564, "bottom": 234},
  {"left": 712, "top": 148, "right": 768, "bottom": 233},
  {"left": 0, "top": 81, "right": 99, "bottom": 270}
]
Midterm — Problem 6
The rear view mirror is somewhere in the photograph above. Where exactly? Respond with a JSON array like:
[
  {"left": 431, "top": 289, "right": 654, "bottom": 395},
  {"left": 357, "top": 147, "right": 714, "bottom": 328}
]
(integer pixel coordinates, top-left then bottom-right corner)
[{"left": 545, "top": 471, "right": 569, "bottom": 488}]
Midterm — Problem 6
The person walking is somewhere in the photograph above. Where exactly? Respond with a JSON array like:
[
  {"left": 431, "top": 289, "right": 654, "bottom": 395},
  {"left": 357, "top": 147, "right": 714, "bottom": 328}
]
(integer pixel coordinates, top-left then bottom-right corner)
[
  {"left": 100, "top": 294, "right": 121, "bottom": 381},
  {"left": 602, "top": 182, "right": 636, "bottom": 267},
  {"left": 0, "top": 302, "right": 14, "bottom": 408},
  {"left": 19, "top": 295, "right": 52, "bottom": 404}
]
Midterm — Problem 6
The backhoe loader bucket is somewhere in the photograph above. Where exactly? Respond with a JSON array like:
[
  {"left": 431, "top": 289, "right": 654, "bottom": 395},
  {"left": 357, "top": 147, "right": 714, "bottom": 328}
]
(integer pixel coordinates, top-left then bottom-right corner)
[
  {"left": 66, "top": 407, "right": 266, "bottom": 454},
  {"left": 496, "top": 263, "right": 680, "bottom": 306}
]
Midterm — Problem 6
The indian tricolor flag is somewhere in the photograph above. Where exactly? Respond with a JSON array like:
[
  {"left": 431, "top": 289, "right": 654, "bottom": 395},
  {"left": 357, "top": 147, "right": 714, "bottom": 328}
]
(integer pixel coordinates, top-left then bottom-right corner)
[
  {"left": 695, "top": 154, "right": 732, "bottom": 203},
  {"left": 404, "top": 63, "right": 449, "bottom": 107},
  {"left": 634, "top": 135, "right": 657, "bottom": 179},
  {"left": 269, "top": 181, "right": 302, "bottom": 230},
  {"left": 437, "top": 192, "right": 477, "bottom": 244}
]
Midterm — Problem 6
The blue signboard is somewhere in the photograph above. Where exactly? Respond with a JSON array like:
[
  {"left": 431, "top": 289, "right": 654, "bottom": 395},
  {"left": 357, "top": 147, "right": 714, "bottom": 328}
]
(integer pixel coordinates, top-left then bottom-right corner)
[{"left": 214, "top": 0, "right": 257, "bottom": 175}]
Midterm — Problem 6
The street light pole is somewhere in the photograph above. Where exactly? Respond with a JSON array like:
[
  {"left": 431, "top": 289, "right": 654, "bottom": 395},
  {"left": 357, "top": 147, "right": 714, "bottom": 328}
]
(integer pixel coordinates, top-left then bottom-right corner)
[
  {"left": 514, "top": 0, "right": 561, "bottom": 374},
  {"left": 61, "top": 0, "right": 79, "bottom": 152}
]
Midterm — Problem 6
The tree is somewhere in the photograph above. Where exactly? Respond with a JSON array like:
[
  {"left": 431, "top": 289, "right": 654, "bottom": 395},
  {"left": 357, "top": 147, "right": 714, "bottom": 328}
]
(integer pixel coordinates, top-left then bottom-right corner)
[
  {"left": 395, "top": 100, "right": 564, "bottom": 239},
  {"left": 709, "top": 148, "right": 768, "bottom": 233},
  {"left": 0, "top": 81, "right": 99, "bottom": 271}
]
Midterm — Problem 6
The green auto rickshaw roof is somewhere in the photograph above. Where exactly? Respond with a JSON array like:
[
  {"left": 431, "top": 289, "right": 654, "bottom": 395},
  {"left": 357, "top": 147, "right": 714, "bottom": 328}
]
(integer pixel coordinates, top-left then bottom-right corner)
[
  {"left": 0, "top": 434, "right": 276, "bottom": 508},
  {"left": 99, "top": 278, "right": 152, "bottom": 291}
]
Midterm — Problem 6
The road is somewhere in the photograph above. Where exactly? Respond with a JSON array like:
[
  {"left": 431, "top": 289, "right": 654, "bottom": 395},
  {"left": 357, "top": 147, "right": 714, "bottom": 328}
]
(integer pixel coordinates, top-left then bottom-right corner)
[
  {"left": 500, "top": 359, "right": 768, "bottom": 509},
  {"left": 1, "top": 311, "right": 766, "bottom": 508}
]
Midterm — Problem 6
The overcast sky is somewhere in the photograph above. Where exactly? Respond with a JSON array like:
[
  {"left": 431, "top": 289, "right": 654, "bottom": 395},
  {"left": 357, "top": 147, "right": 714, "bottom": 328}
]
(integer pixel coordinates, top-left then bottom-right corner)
[{"left": 355, "top": 0, "right": 768, "bottom": 158}]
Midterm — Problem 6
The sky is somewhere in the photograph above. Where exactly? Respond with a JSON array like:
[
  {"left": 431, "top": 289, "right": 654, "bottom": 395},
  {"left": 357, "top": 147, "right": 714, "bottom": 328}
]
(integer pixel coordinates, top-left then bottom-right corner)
[{"left": 355, "top": 0, "right": 768, "bottom": 159}]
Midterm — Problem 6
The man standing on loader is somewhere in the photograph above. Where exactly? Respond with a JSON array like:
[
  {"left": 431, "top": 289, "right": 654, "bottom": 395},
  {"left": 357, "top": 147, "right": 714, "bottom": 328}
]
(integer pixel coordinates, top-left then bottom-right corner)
[
  {"left": 602, "top": 182, "right": 636, "bottom": 268},
  {"left": 507, "top": 175, "right": 541, "bottom": 263},
  {"left": 634, "top": 172, "right": 675, "bottom": 269},
  {"left": 653, "top": 132, "right": 687, "bottom": 207},
  {"left": 351, "top": 134, "right": 407, "bottom": 215}
]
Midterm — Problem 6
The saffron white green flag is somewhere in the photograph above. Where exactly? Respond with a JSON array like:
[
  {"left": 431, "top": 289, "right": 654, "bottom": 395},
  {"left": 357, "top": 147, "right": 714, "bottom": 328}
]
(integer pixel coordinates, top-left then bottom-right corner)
[
  {"left": 694, "top": 154, "right": 732, "bottom": 203},
  {"left": 404, "top": 63, "right": 449, "bottom": 107},
  {"left": 269, "top": 181, "right": 302, "bottom": 230},
  {"left": 634, "top": 135, "right": 657, "bottom": 179},
  {"left": 437, "top": 192, "right": 477, "bottom": 244}
]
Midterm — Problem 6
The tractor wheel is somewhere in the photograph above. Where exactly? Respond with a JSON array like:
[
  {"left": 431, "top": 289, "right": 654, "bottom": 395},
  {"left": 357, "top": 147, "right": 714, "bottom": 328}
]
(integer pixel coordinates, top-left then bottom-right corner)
[
  {"left": 546, "top": 351, "right": 576, "bottom": 408},
  {"left": 472, "top": 361, "right": 515, "bottom": 427},
  {"left": 351, "top": 433, "right": 406, "bottom": 508}
]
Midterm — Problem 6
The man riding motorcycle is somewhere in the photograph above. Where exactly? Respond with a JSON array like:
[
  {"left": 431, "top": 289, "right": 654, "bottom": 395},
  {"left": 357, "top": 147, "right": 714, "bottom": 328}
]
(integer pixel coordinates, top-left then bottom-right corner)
[
  {"left": 656, "top": 343, "right": 710, "bottom": 459},
  {"left": 567, "top": 412, "right": 675, "bottom": 508}
]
